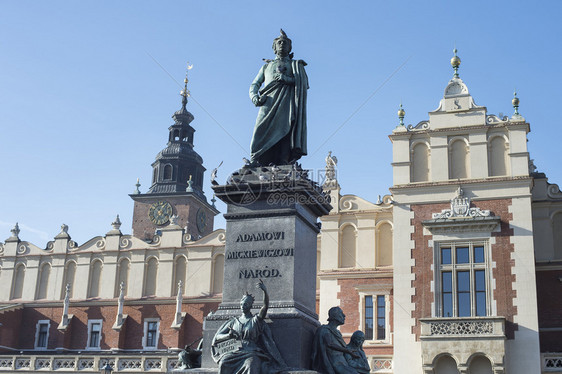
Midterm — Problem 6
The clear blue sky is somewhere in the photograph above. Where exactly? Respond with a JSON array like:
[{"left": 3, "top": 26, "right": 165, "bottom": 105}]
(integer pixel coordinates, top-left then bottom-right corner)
[{"left": 2, "top": 1, "right": 561, "bottom": 245}]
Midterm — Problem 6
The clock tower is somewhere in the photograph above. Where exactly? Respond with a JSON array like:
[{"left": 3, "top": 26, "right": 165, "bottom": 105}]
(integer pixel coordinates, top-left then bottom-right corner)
[{"left": 130, "top": 71, "right": 218, "bottom": 241}]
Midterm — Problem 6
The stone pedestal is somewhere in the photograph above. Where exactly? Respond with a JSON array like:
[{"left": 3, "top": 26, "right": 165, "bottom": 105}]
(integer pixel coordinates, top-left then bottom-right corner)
[{"left": 201, "top": 165, "right": 331, "bottom": 369}]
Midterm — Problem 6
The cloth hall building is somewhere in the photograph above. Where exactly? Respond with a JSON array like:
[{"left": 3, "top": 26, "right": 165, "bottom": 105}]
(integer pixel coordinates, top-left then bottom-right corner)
[{"left": 0, "top": 54, "right": 561, "bottom": 374}]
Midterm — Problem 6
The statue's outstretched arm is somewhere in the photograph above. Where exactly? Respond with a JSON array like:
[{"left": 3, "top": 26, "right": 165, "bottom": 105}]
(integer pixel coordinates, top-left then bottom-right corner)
[{"left": 257, "top": 279, "right": 269, "bottom": 319}]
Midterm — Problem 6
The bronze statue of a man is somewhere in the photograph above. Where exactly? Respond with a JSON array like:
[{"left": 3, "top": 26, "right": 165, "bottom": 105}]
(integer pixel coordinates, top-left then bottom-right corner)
[
  {"left": 311, "top": 307, "right": 359, "bottom": 374},
  {"left": 249, "top": 29, "right": 308, "bottom": 166}
]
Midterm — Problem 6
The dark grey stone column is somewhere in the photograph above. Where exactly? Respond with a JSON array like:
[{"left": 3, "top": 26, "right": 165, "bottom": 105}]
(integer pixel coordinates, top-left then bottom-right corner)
[{"left": 200, "top": 166, "right": 331, "bottom": 370}]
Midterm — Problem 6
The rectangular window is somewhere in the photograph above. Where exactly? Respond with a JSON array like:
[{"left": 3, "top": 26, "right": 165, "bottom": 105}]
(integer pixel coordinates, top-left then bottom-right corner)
[
  {"left": 376, "top": 295, "right": 386, "bottom": 340},
  {"left": 146, "top": 322, "right": 158, "bottom": 347},
  {"left": 365, "top": 296, "right": 373, "bottom": 340},
  {"left": 34, "top": 320, "right": 50, "bottom": 349},
  {"left": 90, "top": 323, "right": 101, "bottom": 347},
  {"left": 37, "top": 324, "right": 48, "bottom": 347},
  {"left": 86, "top": 320, "right": 102, "bottom": 350},
  {"left": 364, "top": 295, "right": 387, "bottom": 341},
  {"left": 143, "top": 319, "right": 160, "bottom": 350},
  {"left": 437, "top": 242, "right": 489, "bottom": 317}
]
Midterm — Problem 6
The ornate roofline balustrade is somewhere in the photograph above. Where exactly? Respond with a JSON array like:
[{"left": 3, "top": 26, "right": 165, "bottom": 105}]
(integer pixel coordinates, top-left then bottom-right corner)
[{"left": 0, "top": 354, "right": 181, "bottom": 372}]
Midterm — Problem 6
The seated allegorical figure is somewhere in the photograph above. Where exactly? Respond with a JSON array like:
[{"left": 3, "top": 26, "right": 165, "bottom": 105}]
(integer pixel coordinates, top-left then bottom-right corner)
[
  {"left": 344, "top": 331, "right": 370, "bottom": 374},
  {"left": 211, "top": 279, "right": 287, "bottom": 374},
  {"left": 311, "top": 306, "right": 360, "bottom": 374}
]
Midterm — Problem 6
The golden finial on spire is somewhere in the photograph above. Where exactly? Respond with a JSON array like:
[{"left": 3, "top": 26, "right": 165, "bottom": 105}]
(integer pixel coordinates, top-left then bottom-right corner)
[
  {"left": 398, "top": 103, "right": 405, "bottom": 126},
  {"left": 451, "top": 48, "right": 461, "bottom": 78},
  {"left": 180, "top": 62, "right": 193, "bottom": 98},
  {"left": 512, "top": 90, "right": 520, "bottom": 116}
]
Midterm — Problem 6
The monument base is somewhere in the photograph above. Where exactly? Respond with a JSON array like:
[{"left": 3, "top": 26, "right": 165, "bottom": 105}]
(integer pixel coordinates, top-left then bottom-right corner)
[
  {"left": 201, "top": 306, "right": 320, "bottom": 369},
  {"left": 174, "top": 369, "right": 319, "bottom": 374},
  {"left": 202, "top": 165, "right": 331, "bottom": 370}
]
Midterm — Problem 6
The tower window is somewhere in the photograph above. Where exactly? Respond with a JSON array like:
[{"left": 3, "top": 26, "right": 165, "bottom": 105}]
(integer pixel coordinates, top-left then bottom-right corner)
[{"left": 163, "top": 165, "right": 172, "bottom": 180}]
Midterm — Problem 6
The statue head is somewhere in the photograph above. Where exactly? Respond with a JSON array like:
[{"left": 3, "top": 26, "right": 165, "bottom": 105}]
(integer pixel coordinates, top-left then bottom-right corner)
[
  {"left": 240, "top": 292, "right": 255, "bottom": 312},
  {"left": 272, "top": 29, "right": 292, "bottom": 57},
  {"left": 350, "top": 330, "right": 365, "bottom": 347},
  {"left": 327, "top": 306, "right": 346, "bottom": 325}
]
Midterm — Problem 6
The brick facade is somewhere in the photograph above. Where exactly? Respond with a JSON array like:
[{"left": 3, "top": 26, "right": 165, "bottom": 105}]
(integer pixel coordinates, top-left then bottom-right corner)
[
  {"left": 337, "top": 276, "right": 393, "bottom": 356},
  {"left": 410, "top": 199, "right": 518, "bottom": 339},
  {"left": 0, "top": 299, "right": 218, "bottom": 351},
  {"left": 132, "top": 196, "right": 214, "bottom": 241}
]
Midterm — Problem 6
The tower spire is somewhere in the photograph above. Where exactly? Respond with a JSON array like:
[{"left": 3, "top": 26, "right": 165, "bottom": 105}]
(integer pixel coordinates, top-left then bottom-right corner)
[{"left": 180, "top": 63, "right": 193, "bottom": 111}]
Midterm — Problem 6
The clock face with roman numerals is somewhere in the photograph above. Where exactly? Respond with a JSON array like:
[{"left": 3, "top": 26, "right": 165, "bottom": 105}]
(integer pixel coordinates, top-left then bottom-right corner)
[
  {"left": 196, "top": 208, "right": 207, "bottom": 233},
  {"left": 148, "top": 201, "right": 173, "bottom": 225}
]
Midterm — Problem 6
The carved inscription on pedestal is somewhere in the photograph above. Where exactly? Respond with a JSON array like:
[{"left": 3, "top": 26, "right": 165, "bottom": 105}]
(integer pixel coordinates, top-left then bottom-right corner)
[{"left": 229, "top": 231, "right": 291, "bottom": 278}]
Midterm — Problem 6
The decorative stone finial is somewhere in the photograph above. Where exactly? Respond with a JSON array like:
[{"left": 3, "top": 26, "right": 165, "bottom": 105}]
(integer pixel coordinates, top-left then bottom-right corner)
[
  {"left": 172, "top": 280, "right": 186, "bottom": 329},
  {"left": 398, "top": 103, "right": 405, "bottom": 126},
  {"left": 451, "top": 48, "right": 461, "bottom": 78},
  {"left": 211, "top": 194, "right": 217, "bottom": 208},
  {"left": 59, "top": 282, "right": 72, "bottom": 329},
  {"left": 134, "top": 178, "right": 141, "bottom": 194},
  {"left": 186, "top": 175, "right": 194, "bottom": 192},
  {"left": 60, "top": 224, "right": 69, "bottom": 234},
  {"left": 10, "top": 223, "right": 20, "bottom": 238},
  {"left": 111, "top": 215, "right": 122, "bottom": 230},
  {"left": 170, "top": 214, "right": 179, "bottom": 226},
  {"left": 512, "top": 91, "right": 520, "bottom": 116}
]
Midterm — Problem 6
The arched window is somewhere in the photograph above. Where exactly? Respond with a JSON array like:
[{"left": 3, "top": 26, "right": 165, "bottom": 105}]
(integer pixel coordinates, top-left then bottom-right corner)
[
  {"left": 62, "top": 261, "right": 76, "bottom": 299},
  {"left": 143, "top": 257, "right": 158, "bottom": 296},
  {"left": 173, "top": 129, "right": 180, "bottom": 141},
  {"left": 116, "top": 258, "right": 130, "bottom": 297},
  {"left": 489, "top": 136, "right": 508, "bottom": 176},
  {"left": 340, "top": 225, "right": 357, "bottom": 268},
  {"left": 88, "top": 260, "right": 103, "bottom": 298},
  {"left": 411, "top": 143, "right": 430, "bottom": 182},
  {"left": 450, "top": 139, "right": 469, "bottom": 179},
  {"left": 11, "top": 264, "right": 25, "bottom": 300},
  {"left": 173, "top": 256, "right": 187, "bottom": 295},
  {"left": 468, "top": 355, "right": 493, "bottom": 374},
  {"left": 376, "top": 223, "right": 393, "bottom": 266},
  {"left": 553, "top": 212, "right": 562, "bottom": 260},
  {"left": 153, "top": 167, "right": 158, "bottom": 184},
  {"left": 434, "top": 355, "right": 459, "bottom": 374},
  {"left": 36, "top": 263, "right": 51, "bottom": 300},
  {"left": 163, "top": 165, "right": 172, "bottom": 180},
  {"left": 212, "top": 254, "right": 224, "bottom": 294}
]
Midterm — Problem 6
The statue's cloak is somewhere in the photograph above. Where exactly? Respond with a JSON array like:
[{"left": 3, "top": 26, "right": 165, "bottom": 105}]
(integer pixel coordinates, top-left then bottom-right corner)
[
  {"left": 211, "top": 316, "right": 287, "bottom": 374},
  {"left": 311, "top": 325, "right": 357, "bottom": 374},
  {"left": 250, "top": 60, "right": 308, "bottom": 163}
]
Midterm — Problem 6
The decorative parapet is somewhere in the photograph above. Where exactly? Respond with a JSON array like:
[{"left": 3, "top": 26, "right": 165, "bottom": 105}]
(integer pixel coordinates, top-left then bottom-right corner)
[
  {"left": 432, "top": 187, "right": 490, "bottom": 219},
  {"left": 367, "top": 355, "right": 393, "bottom": 373},
  {"left": 0, "top": 354, "right": 181, "bottom": 372},
  {"left": 423, "top": 187, "right": 500, "bottom": 234},
  {"left": 542, "top": 353, "right": 562, "bottom": 372},
  {"left": 420, "top": 316, "right": 505, "bottom": 339}
]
